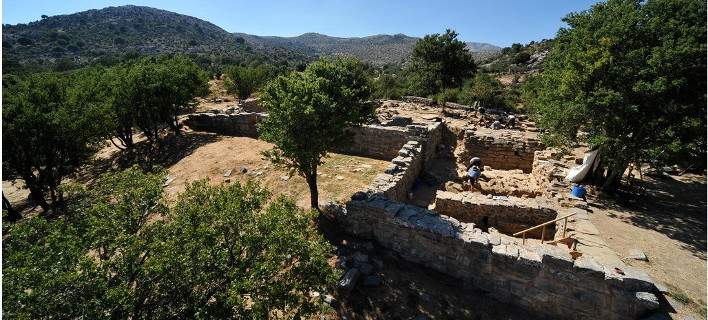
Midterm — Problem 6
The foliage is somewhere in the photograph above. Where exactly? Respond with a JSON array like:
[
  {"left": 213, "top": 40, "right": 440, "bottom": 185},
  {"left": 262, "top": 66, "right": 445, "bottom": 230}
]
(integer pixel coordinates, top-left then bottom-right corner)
[
  {"left": 259, "top": 57, "right": 373, "bottom": 210},
  {"left": 371, "top": 73, "right": 404, "bottom": 100},
  {"left": 2, "top": 71, "right": 113, "bottom": 212},
  {"left": 406, "top": 29, "right": 477, "bottom": 96},
  {"left": 459, "top": 74, "right": 509, "bottom": 108},
  {"left": 428, "top": 74, "right": 518, "bottom": 111},
  {"left": 2, "top": 6, "right": 308, "bottom": 75},
  {"left": 524, "top": 0, "right": 706, "bottom": 188},
  {"left": 3, "top": 167, "right": 338, "bottom": 319},
  {"left": 223, "top": 64, "right": 275, "bottom": 100},
  {"left": 119, "top": 55, "right": 209, "bottom": 141}
]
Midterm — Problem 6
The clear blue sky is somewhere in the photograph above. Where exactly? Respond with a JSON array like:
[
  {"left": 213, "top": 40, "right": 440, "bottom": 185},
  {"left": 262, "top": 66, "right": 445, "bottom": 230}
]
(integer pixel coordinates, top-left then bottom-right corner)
[{"left": 2, "top": 0, "right": 601, "bottom": 47}]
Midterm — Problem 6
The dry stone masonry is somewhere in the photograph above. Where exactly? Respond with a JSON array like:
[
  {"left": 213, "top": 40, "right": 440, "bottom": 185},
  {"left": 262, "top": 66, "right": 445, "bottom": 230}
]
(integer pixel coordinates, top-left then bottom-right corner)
[
  {"left": 183, "top": 111, "right": 266, "bottom": 138},
  {"left": 461, "top": 128, "right": 543, "bottom": 173},
  {"left": 184, "top": 100, "right": 662, "bottom": 319},
  {"left": 434, "top": 191, "right": 557, "bottom": 238},
  {"left": 331, "top": 195, "right": 659, "bottom": 320}
]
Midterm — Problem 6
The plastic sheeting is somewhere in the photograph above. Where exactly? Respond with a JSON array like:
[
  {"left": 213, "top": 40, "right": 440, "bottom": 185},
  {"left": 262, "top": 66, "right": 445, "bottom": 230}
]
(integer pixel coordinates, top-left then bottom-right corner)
[{"left": 566, "top": 149, "right": 600, "bottom": 182}]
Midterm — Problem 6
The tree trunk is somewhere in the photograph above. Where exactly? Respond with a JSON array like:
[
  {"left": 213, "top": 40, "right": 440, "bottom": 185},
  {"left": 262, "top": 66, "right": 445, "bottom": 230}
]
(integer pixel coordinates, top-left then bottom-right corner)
[
  {"left": 602, "top": 163, "right": 628, "bottom": 192},
  {"left": 306, "top": 171, "right": 319, "bottom": 211},
  {"left": 26, "top": 183, "right": 49, "bottom": 212},
  {"left": 3, "top": 192, "right": 21, "bottom": 222}
]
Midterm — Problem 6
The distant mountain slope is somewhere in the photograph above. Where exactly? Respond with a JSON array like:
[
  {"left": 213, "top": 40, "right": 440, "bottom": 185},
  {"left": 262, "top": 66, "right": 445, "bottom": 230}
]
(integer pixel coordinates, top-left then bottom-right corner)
[
  {"left": 2, "top": 5, "right": 303, "bottom": 69},
  {"left": 2, "top": 5, "right": 502, "bottom": 69},
  {"left": 236, "top": 32, "right": 501, "bottom": 65}
]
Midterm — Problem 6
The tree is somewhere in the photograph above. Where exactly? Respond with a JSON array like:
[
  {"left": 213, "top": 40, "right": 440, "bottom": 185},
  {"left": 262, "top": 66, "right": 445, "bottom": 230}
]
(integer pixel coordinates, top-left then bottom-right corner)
[
  {"left": 259, "top": 57, "right": 373, "bottom": 210},
  {"left": 510, "top": 43, "right": 523, "bottom": 53},
  {"left": 524, "top": 0, "right": 706, "bottom": 190},
  {"left": 224, "top": 64, "right": 273, "bottom": 100},
  {"left": 460, "top": 73, "right": 508, "bottom": 108},
  {"left": 406, "top": 29, "right": 476, "bottom": 96},
  {"left": 125, "top": 56, "right": 209, "bottom": 141},
  {"left": 372, "top": 73, "right": 403, "bottom": 100},
  {"left": 2, "top": 71, "right": 112, "bottom": 213},
  {"left": 3, "top": 167, "right": 338, "bottom": 319},
  {"left": 512, "top": 51, "right": 531, "bottom": 64}
]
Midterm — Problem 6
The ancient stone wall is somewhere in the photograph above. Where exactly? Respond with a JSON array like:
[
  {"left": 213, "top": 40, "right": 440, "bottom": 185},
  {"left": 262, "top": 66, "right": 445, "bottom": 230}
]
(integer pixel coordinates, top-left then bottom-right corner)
[
  {"left": 352, "top": 122, "right": 443, "bottom": 202},
  {"left": 462, "top": 128, "right": 543, "bottom": 173},
  {"left": 183, "top": 112, "right": 266, "bottom": 137},
  {"left": 333, "top": 196, "right": 659, "bottom": 320},
  {"left": 365, "top": 141, "right": 423, "bottom": 202},
  {"left": 334, "top": 125, "right": 411, "bottom": 161},
  {"left": 434, "top": 191, "right": 557, "bottom": 238},
  {"left": 401, "top": 96, "right": 476, "bottom": 111}
]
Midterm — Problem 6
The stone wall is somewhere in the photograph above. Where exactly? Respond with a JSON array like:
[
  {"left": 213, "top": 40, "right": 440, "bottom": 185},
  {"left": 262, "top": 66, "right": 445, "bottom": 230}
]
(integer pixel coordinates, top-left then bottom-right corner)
[
  {"left": 461, "top": 128, "right": 543, "bottom": 173},
  {"left": 364, "top": 141, "right": 423, "bottom": 202},
  {"left": 434, "top": 191, "right": 557, "bottom": 239},
  {"left": 401, "top": 96, "right": 476, "bottom": 112},
  {"left": 352, "top": 122, "right": 443, "bottom": 202},
  {"left": 182, "top": 112, "right": 266, "bottom": 137},
  {"left": 334, "top": 125, "right": 411, "bottom": 161},
  {"left": 333, "top": 195, "right": 659, "bottom": 320}
]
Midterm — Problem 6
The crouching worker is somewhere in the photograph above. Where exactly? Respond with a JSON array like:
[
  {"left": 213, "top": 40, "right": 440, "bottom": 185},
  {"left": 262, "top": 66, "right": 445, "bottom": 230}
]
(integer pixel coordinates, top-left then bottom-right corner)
[
  {"left": 468, "top": 165, "right": 482, "bottom": 184},
  {"left": 466, "top": 157, "right": 484, "bottom": 185}
]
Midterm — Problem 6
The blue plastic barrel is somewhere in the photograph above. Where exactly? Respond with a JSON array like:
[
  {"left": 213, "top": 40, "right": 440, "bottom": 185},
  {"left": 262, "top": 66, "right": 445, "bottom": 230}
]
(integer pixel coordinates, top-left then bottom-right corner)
[{"left": 571, "top": 185, "right": 586, "bottom": 198}]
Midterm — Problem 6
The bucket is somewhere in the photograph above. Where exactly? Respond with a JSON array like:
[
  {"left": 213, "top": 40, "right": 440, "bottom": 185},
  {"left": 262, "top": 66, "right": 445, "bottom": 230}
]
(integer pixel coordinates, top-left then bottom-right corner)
[{"left": 571, "top": 185, "right": 586, "bottom": 198}]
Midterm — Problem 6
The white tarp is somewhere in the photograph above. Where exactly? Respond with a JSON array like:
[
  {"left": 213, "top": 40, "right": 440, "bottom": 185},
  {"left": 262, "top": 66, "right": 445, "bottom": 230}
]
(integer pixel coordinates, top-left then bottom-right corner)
[{"left": 566, "top": 149, "right": 600, "bottom": 182}]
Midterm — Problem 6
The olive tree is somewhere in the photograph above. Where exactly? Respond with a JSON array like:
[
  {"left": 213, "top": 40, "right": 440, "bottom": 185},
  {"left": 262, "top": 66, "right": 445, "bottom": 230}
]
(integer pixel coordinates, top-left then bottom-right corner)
[
  {"left": 2, "top": 70, "right": 112, "bottom": 213},
  {"left": 224, "top": 64, "right": 273, "bottom": 100},
  {"left": 3, "top": 167, "right": 338, "bottom": 319},
  {"left": 259, "top": 57, "right": 373, "bottom": 210},
  {"left": 524, "top": 0, "right": 706, "bottom": 190},
  {"left": 406, "top": 29, "right": 476, "bottom": 96}
]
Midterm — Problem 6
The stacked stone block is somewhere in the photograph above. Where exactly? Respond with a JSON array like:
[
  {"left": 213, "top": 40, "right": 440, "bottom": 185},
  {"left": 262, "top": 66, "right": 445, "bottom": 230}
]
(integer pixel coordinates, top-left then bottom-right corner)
[
  {"left": 183, "top": 112, "right": 266, "bottom": 137},
  {"left": 334, "top": 125, "right": 411, "bottom": 160},
  {"left": 365, "top": 141, "right": 423, "bottom": 202},
  {"left": 332, "top": 195, "right": 659, "bottom": 320},
  {"left": 434, "top": 191, "right": 557, "bottom": 239},
  {"left": 462, "top": 129, "right": 542, "bottom": 173}
]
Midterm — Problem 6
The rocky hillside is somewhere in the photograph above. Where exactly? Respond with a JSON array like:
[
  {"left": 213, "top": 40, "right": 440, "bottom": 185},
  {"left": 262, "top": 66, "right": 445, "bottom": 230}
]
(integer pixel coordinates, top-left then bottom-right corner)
[
  {"left": 237, "top": 32, "right": 501, "bottom": 65},
  {"left": 2, "top": 5, "right": 303, "bottom": 70},
  {"left": 3, "top": 5, "right": 502, "bottom": 70}
]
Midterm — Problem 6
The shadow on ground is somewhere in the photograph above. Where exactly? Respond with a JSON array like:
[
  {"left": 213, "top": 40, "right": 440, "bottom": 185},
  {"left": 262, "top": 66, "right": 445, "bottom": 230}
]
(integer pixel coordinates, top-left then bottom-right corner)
[
  {"left": 590, "top": 174, "right": 707, "bottom": 259},
  {"left": 79, "top": 131, "right": 220, "bottom": 182},
  {"left": 316, "top": 216, "right": 542, "bottom": 320}
]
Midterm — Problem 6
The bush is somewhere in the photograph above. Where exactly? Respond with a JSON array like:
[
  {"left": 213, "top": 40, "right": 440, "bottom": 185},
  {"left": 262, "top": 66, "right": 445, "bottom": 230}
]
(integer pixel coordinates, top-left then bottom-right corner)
[
  {"left": 3, "top": 167, "right": 338, "bottom": 319},
  {"left": 2, "top": 71, "right": 113, "bottom": 213},
  {"left": 223, "top": 64, "right": 274, "bottom": 100}
]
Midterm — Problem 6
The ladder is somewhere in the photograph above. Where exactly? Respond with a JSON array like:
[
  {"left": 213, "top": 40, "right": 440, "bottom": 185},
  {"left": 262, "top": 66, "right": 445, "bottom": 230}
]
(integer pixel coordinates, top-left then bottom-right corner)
[{"left": 513, "top": 212, "right": 577, "bottom": 245}]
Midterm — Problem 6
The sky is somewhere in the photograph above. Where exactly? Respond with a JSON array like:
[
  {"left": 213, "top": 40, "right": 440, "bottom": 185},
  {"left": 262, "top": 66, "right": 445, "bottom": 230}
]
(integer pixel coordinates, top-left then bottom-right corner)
[{"left": 2, "top": 0, "right": 602, "bottom": 47}]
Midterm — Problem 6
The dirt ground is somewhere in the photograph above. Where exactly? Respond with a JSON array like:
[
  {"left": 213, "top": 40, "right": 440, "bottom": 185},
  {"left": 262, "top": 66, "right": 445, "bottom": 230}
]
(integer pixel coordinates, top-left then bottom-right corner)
[
  {"left": 588, "top": 173, "right": 707, "bottom": 319},
  {"left": 161, "top": 135, "right": 390, "bottom": 208}
]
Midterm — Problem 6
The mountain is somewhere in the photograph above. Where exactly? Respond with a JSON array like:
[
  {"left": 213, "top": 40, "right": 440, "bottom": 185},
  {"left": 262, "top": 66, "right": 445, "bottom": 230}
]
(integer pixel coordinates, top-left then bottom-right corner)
[
  {"left": 2, "top": 5, "right": 502, "bottom": 70},
  {"left": 2, "top": 5, "right": 305, "bottom": 71},
  {"left": 236, "top": 32, "right": 501, "bottom": 65}
]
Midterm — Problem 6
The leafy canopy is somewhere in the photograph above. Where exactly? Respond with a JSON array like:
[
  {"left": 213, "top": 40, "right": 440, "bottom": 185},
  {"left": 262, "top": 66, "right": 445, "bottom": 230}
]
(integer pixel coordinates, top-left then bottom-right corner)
[
  {"left": 2, "top": 70, "right": 113, "bottom": 212},
  {"left": 524, "top": 0, "right": 706, "bottom": 180},
  {"left": 123, "top": 56, "right": 209, "bottom": 140},
  {"left": 224, "top": 64, "right": 275, "bottom": 100},
  {"left": 406, "top": 29, "right": 477, "bottom": 96},
  {"left": 259, "top": 57, "right": 373, "bottom": 209},
  {"left": 3, "top": 167, "right": 338, "bottom": 319}
]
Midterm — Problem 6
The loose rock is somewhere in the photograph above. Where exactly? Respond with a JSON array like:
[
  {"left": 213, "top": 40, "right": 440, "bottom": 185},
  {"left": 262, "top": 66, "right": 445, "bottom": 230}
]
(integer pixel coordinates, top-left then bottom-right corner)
[{"left": 338, "top": 268, "right": 360, "bottom": 292}]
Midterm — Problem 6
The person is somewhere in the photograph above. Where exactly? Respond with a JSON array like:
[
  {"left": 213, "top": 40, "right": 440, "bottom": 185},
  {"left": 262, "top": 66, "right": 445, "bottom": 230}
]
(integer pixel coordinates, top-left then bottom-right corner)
[
  {"left": 466, "top": 157, "right": 484, "bottom": 184},
  {"left": 507, "top": 114, "right": 516, "bottom": 128},
  {"left": 468, "top": 165, "right": 482, "bottom": 184}
]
